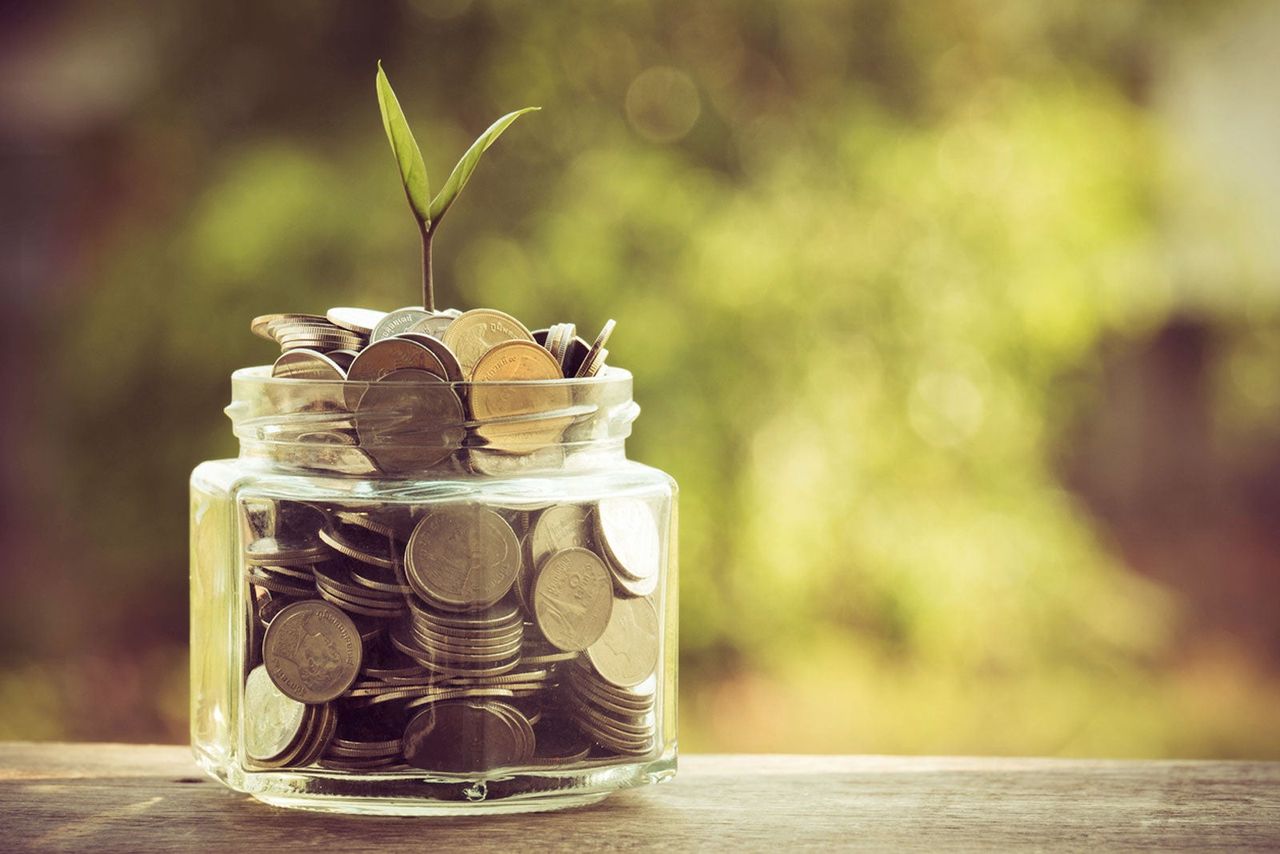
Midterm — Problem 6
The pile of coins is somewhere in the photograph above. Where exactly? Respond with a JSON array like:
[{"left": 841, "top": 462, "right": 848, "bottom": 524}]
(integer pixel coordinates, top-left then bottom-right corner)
[
  {"left": 240, "top": 493, "right": 663, "bottom": 774},
  {"left": 248, "top": 306, "right": 617, "bottom": 475}
]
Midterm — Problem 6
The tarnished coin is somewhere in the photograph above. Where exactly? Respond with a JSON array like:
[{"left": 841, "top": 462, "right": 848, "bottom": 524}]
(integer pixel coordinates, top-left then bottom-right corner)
[
  {"left": 595, "top": 497, "right": 660, "bottom": 583},
  {"left": 353, "top": 369, "right": 465, "bottom": 471},
  {"left": 402, "top": 700, "right": 525, "bottom": 772},
  {"left": 532, "top": 548, "right": 613, "bottom": 652},
  {"left": 531, "top": 716, "right": 593, "bottom": 764},
  {"left": 326, "top": 307, "right": 387, "bottom": 335},
  {"left": 325, "top": 350, "right": 359, "bottom": 371},
  {"left": 271, "top": 349, "right": 347, "bottom": 381},
  {"left": 370, "top": 307, "right": 431, "bottom": 342},
  {"left": 263, "top": 600, "right": 363, "bottom": 702},
  {"left": 405, "top": 313, "right": 457, "bottom": 341},
  {"left": 392, "top": 332, "right": 464, "bottom": 383},
  {"left": 347, "top": 338, "right": 447, "bottom": 386},
  {"left": 468, "top": 341, "right": 573, "bottom": 453},
  {"left": 405, "top": 506, "right": 520, "bottom": 610},
  {"left": 560, "top": 334, "right": 591, "bottom": 378},
  {"left": 441, "top": 308, "right": 534, "bottom": 379},
  {"left": 244, "top": 664, "right": 308, "bottom": 762},
  {"left": 529, "top": 505, "right": 592, "bottom": 570},
  {"left": 586, "top": 596, "right": 659, "bottom": 688}
]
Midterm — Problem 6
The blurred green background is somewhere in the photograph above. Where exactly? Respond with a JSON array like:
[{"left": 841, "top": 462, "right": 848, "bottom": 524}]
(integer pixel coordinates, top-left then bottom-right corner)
[{"left": 3, "top": 0, "right": 1280, "bottom": 757}]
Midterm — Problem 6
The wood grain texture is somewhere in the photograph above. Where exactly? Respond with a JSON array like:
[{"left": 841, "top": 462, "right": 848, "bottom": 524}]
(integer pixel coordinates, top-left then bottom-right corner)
[{"left": 3, "top": 744, "right": 1278, "bottom": 852}]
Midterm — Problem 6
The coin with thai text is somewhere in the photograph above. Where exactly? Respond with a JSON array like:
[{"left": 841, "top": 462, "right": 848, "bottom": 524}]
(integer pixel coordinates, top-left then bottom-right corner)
[
  {"left": 441, "top": 308, "right": 534, "bottom": 379},
  {"left": 469, "top": 340, "right": 572, "bottom": 452},
  {"left": 405, "top": 505, "right": 520, "bottom": 610},
  {"left": 263, "top": 600, "right": 363, "bottom": 702},
  {"left": 533, "top": 547, "right": 613, "bottom": 652},
  {"left": 586, "top": 596, "right": 659, "bottom": 688},
  {"left": 244, "top": 664, "right": 308, "bottom": 762}
]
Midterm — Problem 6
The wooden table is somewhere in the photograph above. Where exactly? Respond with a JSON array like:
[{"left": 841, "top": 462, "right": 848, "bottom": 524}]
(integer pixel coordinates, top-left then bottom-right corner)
[{"left": 4, "top": 743, "right": 1278, "bottom": 851}]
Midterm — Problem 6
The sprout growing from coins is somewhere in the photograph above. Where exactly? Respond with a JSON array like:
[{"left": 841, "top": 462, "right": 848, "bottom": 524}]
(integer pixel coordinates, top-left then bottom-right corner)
[{"left": 375, "top": 61, "right": 538, "bottom": 312}]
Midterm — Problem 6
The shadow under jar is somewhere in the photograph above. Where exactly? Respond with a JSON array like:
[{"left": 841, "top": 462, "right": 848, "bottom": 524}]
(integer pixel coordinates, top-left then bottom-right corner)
[{"left": 190, "top": 366, "right": 677, "bottom": 814}]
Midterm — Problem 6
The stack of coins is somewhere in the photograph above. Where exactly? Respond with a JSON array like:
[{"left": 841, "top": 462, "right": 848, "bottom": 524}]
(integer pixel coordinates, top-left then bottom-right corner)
[
  {"left": 241, "top": 494, "right": 664, "bottom": 774},
  {"left": 248, "top": 306, "right": 618, "bottom": 476},
  {"left": 252, "top": 306, "right": 613, "bottom": 382}
]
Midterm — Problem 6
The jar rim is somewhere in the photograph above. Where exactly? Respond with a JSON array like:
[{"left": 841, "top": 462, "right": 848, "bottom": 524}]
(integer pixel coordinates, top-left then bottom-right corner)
[{"left": 226, "top": 365, "right": 638, "bottom": 477}]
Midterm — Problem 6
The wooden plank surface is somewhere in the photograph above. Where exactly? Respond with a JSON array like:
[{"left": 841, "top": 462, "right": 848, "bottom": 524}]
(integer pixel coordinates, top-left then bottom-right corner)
[{"left": 3, "top": 743, "right": 1278, "bottom": 851}]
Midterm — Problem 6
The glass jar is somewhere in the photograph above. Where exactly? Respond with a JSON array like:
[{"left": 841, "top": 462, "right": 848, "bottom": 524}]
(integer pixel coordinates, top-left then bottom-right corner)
[{"left": 189, "top": 366, "right": 677, "bottom": 814}]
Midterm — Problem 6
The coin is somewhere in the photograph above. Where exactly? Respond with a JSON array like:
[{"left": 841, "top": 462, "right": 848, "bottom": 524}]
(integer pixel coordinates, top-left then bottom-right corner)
[
  {"left": 560, "top": 334, "right": 591, "bottom": 377},
  {"left": 441, "top": 308, "right": 534, "bottom": 379},
  {"left": 469, "top": 341, "right": 573, "bottom": 453},
  {"left": 586, "top": 596, "right": 659, "bottom": 688},
  {"left": 244, "top": 535, "right": 331, "bottom": 566},
  {"left": 271, "top": 349, "right": 347, "bottom": 381},
  {"left": 405, "top": 506, "right": 520, "bottom": 610},
  {"left": 252, "top": 313, "right": 324, "bottom": 341},
  {"left": 405, "top": 313, "right": 457, "bottom": 340},
  {"left": 317, "top": 521, "right": 398, "bottom": 569},
  {"left": 346, "top": 338, "right": 448, "bottom": 388},
  {"left": 402, "top": 700, "right": 526, "bottom": 772},
  {"left": 244, "top": 664, "right": 308, "bottom": 762},
  {"left": 532, "top": 548, "right": 613, "bottom": 652},
  {"left": 595, "top": 497, "right": 660, "bottom": 583},
  {"left": 370, "top": 307, "right": 431, "bottom": 342},
  {"left": 263, "top": 599, "right": 364, "bottom": 702},
  {"left": 353, "top": 369, "right": 465, "bottom": 471},
  {"left": 574, "top": 319, "right": 614, "bottom": 378},
  {"left": 574, "top": 346, "right": 608, "bottom": 378},
  {"left": 392, "top": 332, "right": 464, "bottom": 383},
  {"left": 326, "top": 307, "right": 387, "bottom": 335},
  {"left": 529, "top": 505, "right": 592, "bottom": 570}
]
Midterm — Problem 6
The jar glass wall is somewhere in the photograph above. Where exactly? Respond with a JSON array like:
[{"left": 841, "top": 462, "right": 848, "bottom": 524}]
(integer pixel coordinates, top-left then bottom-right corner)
[{"left": 190, "top": 367, "right": 677, "bottom": 814}]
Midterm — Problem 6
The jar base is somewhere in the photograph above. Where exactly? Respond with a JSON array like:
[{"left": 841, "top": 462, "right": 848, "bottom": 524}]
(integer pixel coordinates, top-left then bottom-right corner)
[
  {"left": 251, "top": 790, "right": 613, "bottom": 816},
  {"left": 213, "top": 749, "right": 677, "bottom": 816}
]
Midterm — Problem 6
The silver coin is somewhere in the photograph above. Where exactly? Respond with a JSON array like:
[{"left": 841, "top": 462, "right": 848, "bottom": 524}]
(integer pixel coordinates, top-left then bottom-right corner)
[
  {"left": 244, "top": 664, "right": 307, "bottom": 762},
  {"left": 326, "top": 307, "right": 388, "bottom": 335},
  {"left": 594, "top": 497, "right": 660, "bottom": 583},
  {"left": 370, "top": 308, "right": 432, "bottom": 342}
]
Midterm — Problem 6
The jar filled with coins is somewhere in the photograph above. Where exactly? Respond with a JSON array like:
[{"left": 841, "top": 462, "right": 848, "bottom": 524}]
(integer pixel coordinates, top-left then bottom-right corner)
[{"left": 190, "top": 307, "right": 677, "bottom": 814}]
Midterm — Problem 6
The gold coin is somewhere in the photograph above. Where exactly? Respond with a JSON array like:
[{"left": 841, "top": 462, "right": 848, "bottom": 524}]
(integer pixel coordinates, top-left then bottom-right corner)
[
  {"left": 441, "top": 308, "right": 534, "bottom": 379},
  {"left": 263, "top": 600, "right": 364, "bottom": 703},
  {"left": 468, "top": 341, "right": 572, "bottom": 453},
  {"left": 405, "top": 506, "right": 520, "bottom": 610},
  {"left": 586, "top": 596, "right": 659, "bottom": 688},
  {"left": 532, "top": 548, "right": 613, "bottom": 652}
]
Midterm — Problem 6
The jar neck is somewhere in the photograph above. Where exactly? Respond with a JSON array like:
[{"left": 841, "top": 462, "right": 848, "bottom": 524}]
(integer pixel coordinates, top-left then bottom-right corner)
[{"left": 227, "top": 366, "right": 638, "bottom": 478}]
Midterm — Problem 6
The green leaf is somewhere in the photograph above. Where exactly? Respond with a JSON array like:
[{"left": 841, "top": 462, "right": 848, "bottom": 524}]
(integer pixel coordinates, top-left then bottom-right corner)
[
  {"left": 375, "top": 61, "right": 431, "bottom": 227},
  {"left": 428, "top": 107, "right": 539, "bottom": 226}
]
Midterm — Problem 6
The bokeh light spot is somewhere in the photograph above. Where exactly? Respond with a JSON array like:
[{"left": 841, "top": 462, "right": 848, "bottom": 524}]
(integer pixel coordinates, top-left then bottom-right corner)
[{"left": 625, "top": 66, "right": 701, "bottom": 143}]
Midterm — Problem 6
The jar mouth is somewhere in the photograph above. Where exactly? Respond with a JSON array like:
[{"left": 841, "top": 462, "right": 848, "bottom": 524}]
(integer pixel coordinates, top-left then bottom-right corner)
[{"left": 227, "top": 366, "right": 638, "bottom": 477}]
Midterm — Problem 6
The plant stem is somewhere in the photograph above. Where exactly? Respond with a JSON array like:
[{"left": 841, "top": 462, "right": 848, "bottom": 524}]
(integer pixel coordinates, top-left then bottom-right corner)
[{"left": 420, "top": 222, "right": 435, "bottom": 311}]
